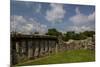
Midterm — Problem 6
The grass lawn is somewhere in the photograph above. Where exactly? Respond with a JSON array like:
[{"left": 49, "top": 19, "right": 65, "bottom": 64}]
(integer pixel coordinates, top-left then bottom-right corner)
[{"left": 16, "top": 49, "right": 95, "bottom": 66}]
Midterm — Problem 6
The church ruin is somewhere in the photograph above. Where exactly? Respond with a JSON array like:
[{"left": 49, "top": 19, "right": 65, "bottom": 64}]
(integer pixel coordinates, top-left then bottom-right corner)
[{"left": 11, "top": 34, "right": 59, "bottom": 65}]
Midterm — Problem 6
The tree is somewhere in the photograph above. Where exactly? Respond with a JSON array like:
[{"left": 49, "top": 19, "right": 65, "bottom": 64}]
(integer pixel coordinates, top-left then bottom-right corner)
[
  {"left": 62, "top": 31, "right": 88, "bottom": 41},
  {"left": 46, "top": 28, "right": 61, "bottom": 37},
  {"left": 63, "top": 31, "right": 75, "bottom": 41},
  {"left": 46, "top": 29, "right": 95, "bottom": 41},
  {"left": 73, "top": 33, "right": 87, "bottom": 40},
  {"left": 82, "top": 31, "right": 95, "bottom": 37},
  {"left": 34, "top": 31, "right": 39, "bottom": 34}
]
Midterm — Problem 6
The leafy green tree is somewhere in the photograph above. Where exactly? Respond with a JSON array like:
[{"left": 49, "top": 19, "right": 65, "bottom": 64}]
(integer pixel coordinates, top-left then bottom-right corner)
[
  {"left": 46, "top": 29, "right": 95, "bottom": 41},
  {"left": 82, "top": 31, "right": 95, "bottom": 37},
  {"left": 73, "top": 33, "right": 87, "bottom": 40},
  {"left": 46, "top": 28, "right": 61, "bottom": 37},
  {"left": 62, "top": 31, "right": 75, "bottom": 41},
  {"left": 62, "top": 31, "right": 90, "bottom": 41}
]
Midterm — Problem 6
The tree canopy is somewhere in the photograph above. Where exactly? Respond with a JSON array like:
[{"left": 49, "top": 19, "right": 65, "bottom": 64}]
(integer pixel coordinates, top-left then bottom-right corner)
[
  {"left": 46, "top": 28, "right": 62, "bottom": 37},
  {"left": 45, "top": 28, "right": 95, "bottom": 41}
]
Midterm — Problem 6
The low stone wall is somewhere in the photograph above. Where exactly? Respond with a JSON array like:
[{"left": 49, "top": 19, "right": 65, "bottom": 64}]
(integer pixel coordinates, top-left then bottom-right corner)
[{"left": 63, "top": 37, "right": 95, "bottom": 50}]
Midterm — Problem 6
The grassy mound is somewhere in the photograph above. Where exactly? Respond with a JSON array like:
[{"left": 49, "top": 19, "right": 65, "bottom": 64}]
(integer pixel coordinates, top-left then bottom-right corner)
[{"left": 16, "top": 49, "right": 95, "bottom": 66}]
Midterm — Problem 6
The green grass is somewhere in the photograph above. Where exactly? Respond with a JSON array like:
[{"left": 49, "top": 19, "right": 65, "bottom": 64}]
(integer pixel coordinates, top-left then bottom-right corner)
[{"left": 16, "top": 49, "right": 95, "bottom": 66}]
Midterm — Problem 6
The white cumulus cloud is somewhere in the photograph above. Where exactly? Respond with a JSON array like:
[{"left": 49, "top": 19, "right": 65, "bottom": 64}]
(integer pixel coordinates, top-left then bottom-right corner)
[
  {"left": 45, "top": 3, "right": 66, "bottom": 23},
  {"left": 11, "top": 15, "right": 47, "bottom": 34},
  {"left": 66, "top": 25, "right": 95, "bottom": 32},
  {"left": 69, "top": 7, "right": 95, "bottom": 32}
]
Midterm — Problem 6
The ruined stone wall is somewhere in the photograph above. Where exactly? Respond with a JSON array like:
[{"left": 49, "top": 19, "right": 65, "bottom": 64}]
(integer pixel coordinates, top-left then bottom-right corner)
[
  {"left": 63, "top": 36, "right": 95, "bottom": 50},
  {"left": 11, "top": 35, "right": 58, "bottom": 65}
]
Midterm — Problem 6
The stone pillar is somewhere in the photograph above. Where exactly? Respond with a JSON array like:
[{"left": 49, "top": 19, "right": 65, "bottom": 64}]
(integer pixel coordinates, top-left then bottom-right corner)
[
  {"left": 34, "top": 40, "right": 39, "bottom": 58},
  {"left": 16, "top": 42, "right": 19, "bottom": 53},
  {"left": 43, "top": 40, "right": 46, "bottom": 55},
  {"left": 44, "top": 40, "right": 48, "bottom": 55},
  {"left": 46, "top": 40, "right": 49, "bottom": 55},
  {"left": 28, "top": 40, "right": 33, "bottom": 59},
  {"left": 48, "top": 40, "right": 52, "bottom": 54},
  {"left": 32, "top": 40, "right": 35, "bottom": 58},
  {"left": 24, "top": 40, "right": 28, "bottom": 57},
  {"left": 21, "top": 41, "right": 26, "bottom": 55},
  {"left": 52, "top": 40, "right": 56, "bottom": 53},
  {"left": 38, "top": 39, "right": 41, "bottom": 57},
  {"left": 21, "top": 41, "right": 27, "bottom": 59},
  {"left": 40, "top": 39, "right": 45, "bottom": 56},
  {"left": 50, "top": 40, "right": 53, "bottom": 53},
  {"left": 43, "top": 40, "right": 45, "bottom": 55},
  {"left": 15, "top": 41, "right": 22, "bottom": 63}
]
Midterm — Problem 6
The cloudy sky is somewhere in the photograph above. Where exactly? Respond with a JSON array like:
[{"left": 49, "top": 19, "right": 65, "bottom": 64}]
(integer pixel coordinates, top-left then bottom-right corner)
[{"left": 10, "top": 0, "right": 95, "bottom": 34}]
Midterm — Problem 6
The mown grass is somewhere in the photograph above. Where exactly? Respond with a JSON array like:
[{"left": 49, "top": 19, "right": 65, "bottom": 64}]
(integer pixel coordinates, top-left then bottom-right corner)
[{"left": 16, "top": 49, "right": 95, "bottom": 66}]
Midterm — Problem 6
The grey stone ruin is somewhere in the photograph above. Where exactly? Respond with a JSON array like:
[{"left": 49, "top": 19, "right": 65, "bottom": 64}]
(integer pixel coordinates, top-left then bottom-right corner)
[
  {"left": 64, "top": 36, "right": 95, "bottom": 50},
  {"left": 11, "top": 34, "right": 58, "bottom": 65}
]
